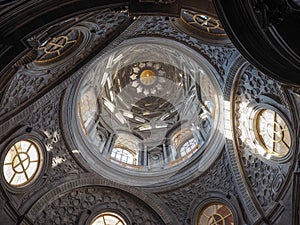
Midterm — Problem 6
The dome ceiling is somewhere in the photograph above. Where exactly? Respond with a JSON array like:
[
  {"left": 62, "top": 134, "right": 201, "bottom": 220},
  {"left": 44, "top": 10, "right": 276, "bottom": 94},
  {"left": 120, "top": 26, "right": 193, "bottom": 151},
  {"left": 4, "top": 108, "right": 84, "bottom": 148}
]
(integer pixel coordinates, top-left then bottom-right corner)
[
  {"left": 0, "top": 1, "right": 298, "bottom": 224},
  {"left": 111, "top": 61, "right": 186, "bottom": 144},
  {"left": 73, "top": 37, "right": 221, "bottom": 185}
]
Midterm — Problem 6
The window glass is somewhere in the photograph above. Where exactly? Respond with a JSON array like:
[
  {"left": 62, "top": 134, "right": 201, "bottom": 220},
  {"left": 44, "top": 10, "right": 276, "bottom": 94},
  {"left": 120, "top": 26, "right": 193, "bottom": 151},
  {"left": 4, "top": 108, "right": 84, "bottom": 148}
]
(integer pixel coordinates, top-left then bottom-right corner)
[
  {"left": 180, "top": 138, "right": 199, "bottom": 157},
  {"left": 256, "top": 109, "right": 291, "bottom": 157},
  {"left": 181, "top": 10, "right": 226, "bottom": 35},
  {"left": 3, "top": 140, "right": 43, "bottom": 187},
  {"left": 35, "top": 29, "right": 81, "bottom": 64},
  {"left": 91, "top": 212, "right": 126, "bottom": 225},
  {"left": 198, "top": 203, "right": 234, "bottom": 225},
  {"left": 111, "top": 147, "right": 135, "bottom": 165}
]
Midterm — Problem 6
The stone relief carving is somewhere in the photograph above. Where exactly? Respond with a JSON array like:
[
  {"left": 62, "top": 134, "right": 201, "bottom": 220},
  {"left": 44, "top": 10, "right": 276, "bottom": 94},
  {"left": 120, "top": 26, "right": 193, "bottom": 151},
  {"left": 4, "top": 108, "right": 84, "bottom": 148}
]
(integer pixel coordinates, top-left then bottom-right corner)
[
  {"left": 15, "top": 97, "right": 85, "bottom": 209},
  {"left": 27, "top": 97, "right": 83, "bottom": 181},
  {"left": 0, "top": 9, "right": 130, "bottom": 117},
  {"left": 241, "top": 150, "right": 286, "bottom": 210},
  {"left": 132, "top": 16, "right": 236, "bottom": 87},
  {"left": 233, "top": 64, "right": 291, "bottom": 211},
  {"left": 33, "top": 186, "right": 164, "bottom": 225},
  {"left": 0, "top": 15, "right": 146, "bottom": 137},
  {"left": 0, "top": 70, "right": 48, "bottom": 116},
  {"left": 157, "top": 150, "right": 236, "bottom": 224},
  {"left": 236, "top": 64, "right": 288, "bottom": 104}
]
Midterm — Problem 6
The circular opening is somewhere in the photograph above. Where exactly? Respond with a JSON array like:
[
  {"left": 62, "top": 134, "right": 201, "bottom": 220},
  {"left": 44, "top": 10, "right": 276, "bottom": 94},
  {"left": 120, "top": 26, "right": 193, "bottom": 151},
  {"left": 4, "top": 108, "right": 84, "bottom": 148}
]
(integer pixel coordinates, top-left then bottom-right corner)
[
  {"left": 181, "top": 10, "right": 225, "bottom": 35},
  {"left": 90, "top": 212, "right": 126, "bottom": 225},
  {"left": 69, "top": 37, "right": 223, "bottom": 186},
  {"left": 3, "top": 140, "right": 43, "bottom": 187},
  {"left": 180, "top": 9, "right": 226, "bottom": 37},
  {"left": 77, "top": 44, "right": 216, "bottom": 170},
  {"left": 198, "top": 203, "right": 234, "bottom": 225},
  {"left": 255, "top": 109, "right": 291, "bottom": 158},
  {"left": 34, "top": 29, "right": 82, "bottom": 65},
  {"left": 170, "top": 9, "right": 230, "bottom": 46}
]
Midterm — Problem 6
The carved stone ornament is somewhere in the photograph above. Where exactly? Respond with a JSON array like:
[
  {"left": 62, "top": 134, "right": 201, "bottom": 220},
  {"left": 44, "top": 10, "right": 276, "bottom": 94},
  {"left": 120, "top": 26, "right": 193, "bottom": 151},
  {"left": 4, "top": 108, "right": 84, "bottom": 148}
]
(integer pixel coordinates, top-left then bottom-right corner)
[
  {"left": 26, "top": 98, "right": 83, "bottom": 182},
  {"left": 0, "top": 9, "right": 130, "bottom": 118},
  {"left": 33, "top": 186, "right": 164, "bottom": 225},
  {"left": 233, "top": 63, "right": 293, "bottom": 213},
  {"left": 157, "top": 151, "right": 237, "bottom": 224},
  {"left": 20, "top": 176, "right": 176, "bottom": 225}
]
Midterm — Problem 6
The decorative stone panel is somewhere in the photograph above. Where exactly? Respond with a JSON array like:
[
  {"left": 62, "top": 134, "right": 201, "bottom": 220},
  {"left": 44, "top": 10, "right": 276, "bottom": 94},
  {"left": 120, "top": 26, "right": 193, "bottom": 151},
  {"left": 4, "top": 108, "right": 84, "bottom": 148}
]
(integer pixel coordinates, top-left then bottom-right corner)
[
  {"left": 157, "top": 150, "right": 237, "bottom": 225},
  {"left": 233, "top": 64, "right": 294, "bottom": 214},
  {"left": 0, "top": 9, "right": 130, "bottom": 117},
  {"left": 33, "top": 186, "right": 164, "bottom": 225},
  {"left": 27, "top": 97, "right": 83, "bottom": 182}
]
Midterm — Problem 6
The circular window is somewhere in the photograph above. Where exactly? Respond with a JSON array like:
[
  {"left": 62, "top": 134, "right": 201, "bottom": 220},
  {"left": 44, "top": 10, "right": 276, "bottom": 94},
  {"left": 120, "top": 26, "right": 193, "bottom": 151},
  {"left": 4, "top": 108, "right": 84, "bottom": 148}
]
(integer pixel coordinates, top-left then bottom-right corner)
[
  {"left": 35, "top": 29, "right": 82, "bottom": 64},
  {"left": 170, "top": 9, "right": 230, "bottom": 45},
  {"left": 255, "top": 109, "right": 291, "bottom": 158},
  {"left": 90, "top": 212, "right": 126, "bottom": 225},
  {"left": 181, "top": 10, "right": 226, "bottom": 36},
  {"left": 3, "top": 140, "right": 43, "bottom": 187},
  {"left": 198, "top": 203, "right": 234, "bottom": 225}
]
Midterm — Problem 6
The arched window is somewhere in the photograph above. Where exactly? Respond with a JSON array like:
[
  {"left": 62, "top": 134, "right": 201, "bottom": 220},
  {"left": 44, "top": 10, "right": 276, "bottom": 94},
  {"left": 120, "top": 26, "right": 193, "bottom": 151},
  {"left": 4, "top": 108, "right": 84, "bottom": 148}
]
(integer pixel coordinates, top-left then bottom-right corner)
[
  {"left": 111, "top": 147, "right": 136, "bottom": 165},
  {"left": 180, "top": 138, "right": 199, "bottom": 157},
  {"left": 198, "top": 202, "right": 234, "bottom": 225},
  {"left": 90, "top": 212, "right": 126, "bottom": 225},
  {"left": 3, "top": 140, "right": 43, "bottom": 187}
]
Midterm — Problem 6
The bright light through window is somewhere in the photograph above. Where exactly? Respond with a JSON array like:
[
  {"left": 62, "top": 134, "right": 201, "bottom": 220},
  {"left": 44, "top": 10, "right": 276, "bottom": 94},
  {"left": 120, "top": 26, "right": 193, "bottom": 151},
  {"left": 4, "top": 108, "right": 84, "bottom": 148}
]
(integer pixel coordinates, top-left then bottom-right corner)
[
  {"left": 91, "top": 212, "right": 126, "bottom": 225},
  {"left": 3, "top": 140, "right": 43, "bottom": 187},
  {"left": 256, "top": 109, "right": 291, "bottom": 158},
  {"left": 198, "top": 203, "right": 234, "bottom": 225},
  {"left": 180, "top": 138, "right": 199, "bottom": 157}
]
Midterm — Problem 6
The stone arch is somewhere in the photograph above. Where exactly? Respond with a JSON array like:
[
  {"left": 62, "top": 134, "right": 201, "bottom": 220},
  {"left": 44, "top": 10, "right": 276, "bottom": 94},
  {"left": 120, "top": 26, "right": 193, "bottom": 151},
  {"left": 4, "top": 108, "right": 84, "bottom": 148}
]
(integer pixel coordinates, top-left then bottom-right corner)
[{"left": 22, "top": 174, "right": 177, "bottom": 225}]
